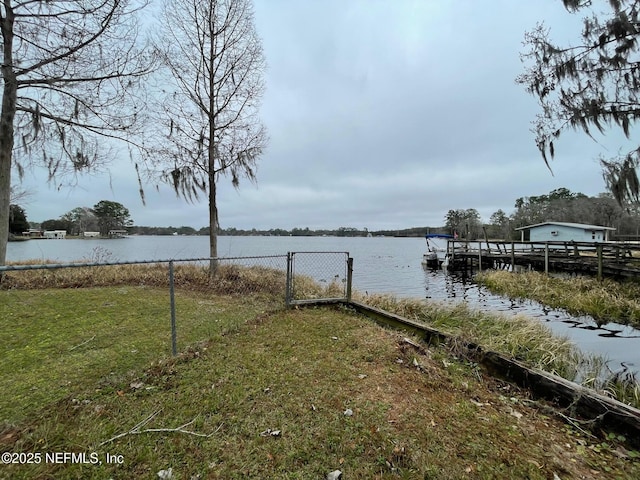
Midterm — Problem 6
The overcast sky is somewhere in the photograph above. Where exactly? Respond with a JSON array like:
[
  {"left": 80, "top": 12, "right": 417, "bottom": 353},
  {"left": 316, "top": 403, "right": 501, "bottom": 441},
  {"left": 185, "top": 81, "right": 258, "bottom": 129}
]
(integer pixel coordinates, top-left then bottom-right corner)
[{"left": 15, "top": 0, "right": 629, "bottom": 231}]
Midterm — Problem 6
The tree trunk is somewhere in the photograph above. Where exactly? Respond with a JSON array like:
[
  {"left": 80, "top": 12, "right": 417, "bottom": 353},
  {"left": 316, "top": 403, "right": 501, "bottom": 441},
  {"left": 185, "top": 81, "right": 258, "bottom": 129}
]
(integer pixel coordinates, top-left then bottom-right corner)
[
  {"left": 208, "top": 170, "right": 218, "bottom": 275},
  {"left": 207, "top": 7, "right": 217, "bottom": 277},
  {"left": 0, "top": 157, "right": 10, "bottom": 268},
  {"left": 0, "top": 5, "right": 17, "bottom": 268}
]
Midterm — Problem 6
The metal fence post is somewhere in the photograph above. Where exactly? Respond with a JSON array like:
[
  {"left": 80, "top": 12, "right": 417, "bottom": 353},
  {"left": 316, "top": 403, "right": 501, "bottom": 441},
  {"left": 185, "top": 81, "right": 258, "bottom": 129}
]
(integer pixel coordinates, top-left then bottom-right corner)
[
  {"left": 346, "top": 256, "right": 353, "bottom": 302},
  {"left": 285, "top": 252, "right": 293, "bottom": 306},
  {"left": 169, "top": 260, "right": 177, "bottom": 356}
]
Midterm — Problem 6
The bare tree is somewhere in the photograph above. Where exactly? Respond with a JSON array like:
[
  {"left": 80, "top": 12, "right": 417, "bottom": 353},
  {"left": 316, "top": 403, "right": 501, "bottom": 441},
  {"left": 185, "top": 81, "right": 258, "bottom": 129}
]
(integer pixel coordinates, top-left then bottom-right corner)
[
  {"left": 9, "top": 185, "right": 31, "bottom": 205},
  {"left": 62, "top": 206, "right": 98, "bottom": 235},
  {"left": 153, "top": 0, "right": 267, "bottom": 271},
  {"left": 0, "top": 0, "right": 155, "bottom": 265}
]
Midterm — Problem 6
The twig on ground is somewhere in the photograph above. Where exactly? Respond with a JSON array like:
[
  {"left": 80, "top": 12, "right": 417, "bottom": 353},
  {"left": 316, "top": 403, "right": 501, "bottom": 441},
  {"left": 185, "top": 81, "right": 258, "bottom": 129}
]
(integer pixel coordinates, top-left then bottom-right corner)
[
  {"left": 521, "top": 399, "right": 602, "bottom": 438},
  {"left": 69, "top": 335, "right": 96, "bottom": 351},
  {"left": 98, "top": 409, "right": 222, "bottom": 446}
]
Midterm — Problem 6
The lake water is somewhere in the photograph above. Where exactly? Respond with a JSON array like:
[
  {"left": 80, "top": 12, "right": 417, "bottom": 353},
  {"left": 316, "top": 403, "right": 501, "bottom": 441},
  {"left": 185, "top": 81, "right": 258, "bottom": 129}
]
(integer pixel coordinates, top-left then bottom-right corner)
[{"left": 7, "top": 235, "right": 640, "bottom": 377}]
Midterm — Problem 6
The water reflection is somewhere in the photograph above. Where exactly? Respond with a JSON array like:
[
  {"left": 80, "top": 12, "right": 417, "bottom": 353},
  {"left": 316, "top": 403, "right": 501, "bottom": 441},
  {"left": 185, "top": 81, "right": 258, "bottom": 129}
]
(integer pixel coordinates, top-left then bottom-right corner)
[{"left": 421, "top": 266, "right": 640, "bottom": 376}]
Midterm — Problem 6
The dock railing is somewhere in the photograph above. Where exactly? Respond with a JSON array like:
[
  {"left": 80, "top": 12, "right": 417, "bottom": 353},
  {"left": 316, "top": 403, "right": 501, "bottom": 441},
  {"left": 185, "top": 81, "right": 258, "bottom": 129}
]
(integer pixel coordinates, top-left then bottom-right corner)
[{"left": 446, "top": 239, "right": 640, "bottom": 278}]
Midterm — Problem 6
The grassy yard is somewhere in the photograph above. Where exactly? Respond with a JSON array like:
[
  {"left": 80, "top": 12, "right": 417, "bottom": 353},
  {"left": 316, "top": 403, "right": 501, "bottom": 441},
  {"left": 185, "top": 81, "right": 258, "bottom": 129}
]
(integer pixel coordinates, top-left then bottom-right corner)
[
  {"left": 1, "top": 285, "right": 639, "bottom": 478},
  {"left": 0, "top": 286, "right": 270, "bottom": 424}
]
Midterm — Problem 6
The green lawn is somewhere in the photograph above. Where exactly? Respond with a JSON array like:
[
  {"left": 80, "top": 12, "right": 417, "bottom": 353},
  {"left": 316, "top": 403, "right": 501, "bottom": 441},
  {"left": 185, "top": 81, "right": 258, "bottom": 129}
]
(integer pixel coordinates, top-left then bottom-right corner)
[
  {"left": 0, "top": 286, "right": 270, "bottom": 423},
  {"left": 1, "top": 287, "right": 638, "bottom": 479}
]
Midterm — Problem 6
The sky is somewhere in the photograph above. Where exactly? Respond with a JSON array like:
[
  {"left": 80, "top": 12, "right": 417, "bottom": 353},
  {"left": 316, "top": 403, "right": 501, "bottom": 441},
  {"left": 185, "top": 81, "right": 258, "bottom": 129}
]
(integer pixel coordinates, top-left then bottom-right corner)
[{"left": 14, "top": 0, "right": 631, "bottom": 231}]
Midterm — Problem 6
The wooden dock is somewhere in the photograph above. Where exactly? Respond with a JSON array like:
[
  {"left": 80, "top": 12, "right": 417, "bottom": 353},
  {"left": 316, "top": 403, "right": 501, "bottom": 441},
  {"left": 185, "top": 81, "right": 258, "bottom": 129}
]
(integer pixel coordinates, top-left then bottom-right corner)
[{"left": 445, "top": 240, "right": 640, "bottom": 279}]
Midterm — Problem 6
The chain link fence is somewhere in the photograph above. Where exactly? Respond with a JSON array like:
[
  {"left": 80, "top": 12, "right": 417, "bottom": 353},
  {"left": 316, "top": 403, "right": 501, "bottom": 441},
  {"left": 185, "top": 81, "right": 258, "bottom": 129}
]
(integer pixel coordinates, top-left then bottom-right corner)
[
  {"left": 0, "top": 251, "right": 352, "bottom": 356},
  {"left": 0, "top": 251, "right": 352, "bottom": 423},
  {"left": 286, "top": 251, "right": 352, "bottom": 305},
  {"left": 0, "top": 255, "right": 287, "bottom": 351}
]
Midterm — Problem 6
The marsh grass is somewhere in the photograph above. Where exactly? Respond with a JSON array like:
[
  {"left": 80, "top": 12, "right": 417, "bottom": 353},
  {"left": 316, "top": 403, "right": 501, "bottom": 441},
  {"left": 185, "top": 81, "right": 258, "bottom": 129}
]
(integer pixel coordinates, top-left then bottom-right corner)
[
  {"left": 2, "top": 259, "right": 347, "bottom": 304},
  {"left": 1, "top": 261, "right": 288, "bottom": 297},
  {"left": 354, "top": 292, "right": 583, "bottom": 376},
  {"left": 290, "top": 275, "right": 346, "bottom": 300},
  {"left": 476, "top": 270, "right": 640, "bottom": 328},
  {"left": 466, "top": 270, "right": 640, "bottom": 406},
  {"left": 350, "top": 292, "right": 640, "bottom": 408}
]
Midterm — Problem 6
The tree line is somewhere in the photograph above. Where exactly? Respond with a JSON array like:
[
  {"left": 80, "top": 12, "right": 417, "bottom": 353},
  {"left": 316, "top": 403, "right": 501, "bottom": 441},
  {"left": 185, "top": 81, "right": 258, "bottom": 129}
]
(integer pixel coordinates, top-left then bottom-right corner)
[
  {"left": 14, "top": 188, "right": 640, "bottom": 240},
  {"left": 446, "top": 188, "right": 640, "bottom": 241},
  {"left": 10, "top": 200, "right": 133, "bottom": 238}
]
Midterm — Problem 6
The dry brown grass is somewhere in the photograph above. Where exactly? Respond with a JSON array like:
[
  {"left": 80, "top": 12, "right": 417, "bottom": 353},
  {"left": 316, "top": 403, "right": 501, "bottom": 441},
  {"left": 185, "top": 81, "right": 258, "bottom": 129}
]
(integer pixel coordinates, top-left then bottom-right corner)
[
  {"left": 353, "top": 292, "right": 585, "bottom": 380},
  {"left": 0, "top": 262, "right": 288, "bottom": 299}
]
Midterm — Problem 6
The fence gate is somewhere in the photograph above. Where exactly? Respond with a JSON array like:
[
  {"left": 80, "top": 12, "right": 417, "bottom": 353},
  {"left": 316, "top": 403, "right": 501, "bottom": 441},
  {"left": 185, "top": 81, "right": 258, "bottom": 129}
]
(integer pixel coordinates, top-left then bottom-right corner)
[{"left": 286, "top": 251, "right": 353, "bottom": 306}]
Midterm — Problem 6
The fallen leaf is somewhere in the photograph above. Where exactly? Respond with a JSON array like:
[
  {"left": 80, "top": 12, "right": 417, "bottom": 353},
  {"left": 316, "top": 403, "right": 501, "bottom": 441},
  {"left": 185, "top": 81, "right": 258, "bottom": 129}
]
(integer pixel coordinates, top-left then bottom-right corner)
[
  {"left": 412, "top": 358, "right": 426, "bottom": 372},
  {"left": 527, "top": 459, "right": 542, "bottom": 469},
  {"left": 614, "top": 446, "right": 630, "bottom": 459},
  {"left": 157, "top": 467, "right": 173, "bottom": 479},
  {"left": 326, "top": 470, "right": 342, "bottom": 480}
]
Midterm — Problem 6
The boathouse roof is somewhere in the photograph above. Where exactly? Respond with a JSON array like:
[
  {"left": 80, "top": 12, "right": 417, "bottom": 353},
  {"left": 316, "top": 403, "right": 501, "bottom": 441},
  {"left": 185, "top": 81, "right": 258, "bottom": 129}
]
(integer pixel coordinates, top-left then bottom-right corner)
[{"left": 514, "top": 222, "right": 616, "bottom": 231}]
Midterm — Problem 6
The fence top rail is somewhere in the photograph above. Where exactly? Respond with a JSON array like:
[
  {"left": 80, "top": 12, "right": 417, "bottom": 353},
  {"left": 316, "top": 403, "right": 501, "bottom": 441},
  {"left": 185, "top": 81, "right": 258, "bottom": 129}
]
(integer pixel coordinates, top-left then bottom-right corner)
[
  {"left": 0, "top": 254, "right": 289, "bottom": 273},
  {"left": 289, "top": 251, "right": 350, "bottom": 255}
]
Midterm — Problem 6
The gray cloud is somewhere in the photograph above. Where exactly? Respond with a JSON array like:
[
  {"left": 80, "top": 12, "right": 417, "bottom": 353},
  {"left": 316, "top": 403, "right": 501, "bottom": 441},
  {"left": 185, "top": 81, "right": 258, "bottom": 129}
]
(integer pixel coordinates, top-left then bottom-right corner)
[{"left": 16, "top": 0, "right": 617, "bottom": 230}]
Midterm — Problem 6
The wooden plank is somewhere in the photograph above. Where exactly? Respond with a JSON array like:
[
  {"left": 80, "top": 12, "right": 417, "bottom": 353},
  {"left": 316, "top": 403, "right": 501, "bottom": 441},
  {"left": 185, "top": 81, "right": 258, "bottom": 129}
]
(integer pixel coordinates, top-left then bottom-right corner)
[{"left": 597, "top": 244, "right": 603, "bottom": 281}]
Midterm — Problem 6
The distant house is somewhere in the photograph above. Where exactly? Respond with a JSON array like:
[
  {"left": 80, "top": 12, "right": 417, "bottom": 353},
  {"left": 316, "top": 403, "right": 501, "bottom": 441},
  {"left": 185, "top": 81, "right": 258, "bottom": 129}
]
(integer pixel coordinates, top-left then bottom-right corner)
[
  {"left": 83, "top": 231, "right": 100, "bottom": 238},
  {"left": 44, "top": 230, "right": 67, "bottom": 239},
  {"left": 515, "top": 222, "right": 615, "bottom": 242},
  {"left": 22, "top": 229, "right": 43, "bottom": 238},
  {"left": 108, "top": 230, "right": 128, "bottom": 238}
]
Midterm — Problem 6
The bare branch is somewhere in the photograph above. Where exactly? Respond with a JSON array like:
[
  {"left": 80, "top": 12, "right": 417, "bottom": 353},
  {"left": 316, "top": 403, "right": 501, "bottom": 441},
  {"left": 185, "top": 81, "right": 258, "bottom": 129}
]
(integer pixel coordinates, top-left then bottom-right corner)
[
  {"left": 0, "top": 0, "right": 157, "bottom": 266},
  {"left": 518, "top": 0, "right": 640, "bottom": 204},
  {"left": 98, "top": 409, "right": 223, "bottom": 446}
]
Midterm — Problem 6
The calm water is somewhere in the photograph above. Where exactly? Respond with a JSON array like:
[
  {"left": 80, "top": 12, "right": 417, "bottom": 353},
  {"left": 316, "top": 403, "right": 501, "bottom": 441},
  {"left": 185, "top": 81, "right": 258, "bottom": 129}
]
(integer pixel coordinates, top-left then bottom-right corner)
[{"left": 7, "top": 235, "right": 640, "bottom": 376}]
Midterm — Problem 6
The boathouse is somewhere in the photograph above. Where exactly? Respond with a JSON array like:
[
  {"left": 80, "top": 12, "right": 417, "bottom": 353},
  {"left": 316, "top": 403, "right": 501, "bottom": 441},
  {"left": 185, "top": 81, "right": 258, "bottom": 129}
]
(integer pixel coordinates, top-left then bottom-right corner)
[
  {"left": 515, "top": 222, "right": 615, "bottom": 242},
  {"left": 44, "top": 230, "right": 67, "bottom": 239}
]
